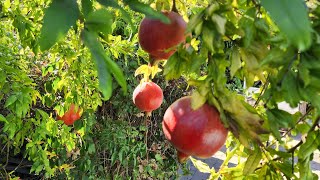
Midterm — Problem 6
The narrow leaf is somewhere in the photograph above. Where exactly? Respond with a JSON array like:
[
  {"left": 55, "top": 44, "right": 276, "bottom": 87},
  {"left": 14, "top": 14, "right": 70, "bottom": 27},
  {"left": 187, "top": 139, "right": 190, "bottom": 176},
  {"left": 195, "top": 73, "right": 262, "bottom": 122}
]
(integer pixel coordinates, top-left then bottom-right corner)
[
  {"left": 86, "top": 8, "right": 113, "bottom": 35},
  {"left": 39, "top": 0, "right": 80, "bottom": 51},
  {"left": 298, "top": 156, "right": 313, "bottom": 180},
  {"left": 5, "top": 95, "right": 18, "bottom": 108},
  {"left": 82, "top": 30, "right": 112, "bottom": 100},
  {"left": 243, "top": 148, "right": 262, "bottom": 175},
  {"left": 104, "top": 55, "right": 127, "bottom": 95},
  {"left": 261, "top": 0, "right": 312, "bottom": 51},
  {"left": 0, "top": 114, "right": 8, "bottom": 123},
  {"left": 81, "top": 0, "right": 93, "bottom": 17}
]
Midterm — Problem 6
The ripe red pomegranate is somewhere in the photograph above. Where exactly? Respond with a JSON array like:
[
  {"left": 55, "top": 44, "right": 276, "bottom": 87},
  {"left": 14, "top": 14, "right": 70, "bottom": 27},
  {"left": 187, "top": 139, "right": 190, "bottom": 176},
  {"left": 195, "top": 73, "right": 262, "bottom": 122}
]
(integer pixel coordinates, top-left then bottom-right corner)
[
  {"left": 138, "top": 11, "right": 187, "bottom": 60},
  {"left": 162, "top": 96, "right": 228, "bottom": 161},
  {"left": 57, "top": 104, "right": 82, "bottom": 126},
  {"left": 133, "top": 81, "right": 163, "bottom": 112}
]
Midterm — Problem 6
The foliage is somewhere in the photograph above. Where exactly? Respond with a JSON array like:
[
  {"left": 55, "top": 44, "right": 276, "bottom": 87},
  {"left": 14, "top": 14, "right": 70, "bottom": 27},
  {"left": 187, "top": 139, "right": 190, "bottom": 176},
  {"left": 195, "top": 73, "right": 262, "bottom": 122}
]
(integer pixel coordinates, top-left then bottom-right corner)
[{"left": 1, "top": 0, "right": 320, "bottom": 180}]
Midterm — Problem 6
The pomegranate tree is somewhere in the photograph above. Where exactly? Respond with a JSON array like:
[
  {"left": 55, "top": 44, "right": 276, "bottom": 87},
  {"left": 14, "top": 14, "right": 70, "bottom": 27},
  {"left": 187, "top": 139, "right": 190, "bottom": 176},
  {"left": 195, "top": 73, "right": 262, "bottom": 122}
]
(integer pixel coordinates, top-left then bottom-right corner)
[
  {"left": 138, "top": 11, "right": 187, "bottom": 60},
  {"left": 162, "top": 96, "right": 228, "bottom": 162},
  {"left": 57, "top": 104, "right": 82, "bottom": 126},
  {"left": 133, "top": 81, "right": 163, "bottom": 112}
]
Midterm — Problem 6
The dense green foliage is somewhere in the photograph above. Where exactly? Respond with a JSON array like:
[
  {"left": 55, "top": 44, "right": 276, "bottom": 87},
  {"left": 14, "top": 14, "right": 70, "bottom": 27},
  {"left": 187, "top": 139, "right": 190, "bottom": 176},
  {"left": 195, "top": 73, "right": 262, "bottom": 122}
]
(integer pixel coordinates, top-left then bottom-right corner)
[{"left": 1, "top": 0, "right": 320, "bottom": 179}]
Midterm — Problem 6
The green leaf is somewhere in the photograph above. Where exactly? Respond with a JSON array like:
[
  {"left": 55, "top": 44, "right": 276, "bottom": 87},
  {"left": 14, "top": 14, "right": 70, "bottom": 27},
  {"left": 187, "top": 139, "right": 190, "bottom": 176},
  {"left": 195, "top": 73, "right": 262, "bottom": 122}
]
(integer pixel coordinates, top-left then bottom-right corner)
[
  {"left": 86, "top": 8, "right": 113, "bottom": 35},
  {"left": 267, "top": 109, "right": 295, "bottom": 128},
  {"left": 273, "top": 161, "right": 293, "bottom": 178},
  {"left": 39, "top": 0, "right": 80, "bottom": 51},
  {"left": 81, "top": 0, "right": 93, "bottom": 17},
  {"left": 298, "top": 131, "right": 320, "bottom": 160},
  {"left": 82, "top": 30, "right": 127, "bottom": 98},
  {"left": 155, "top": 154, "right": 164, "bottom": 165},
  {"left": 243, "top": 148, "right": 262, "bottom": 175},
  {"left": 124, "top": 0, "right": 170, "bottom": 24},
  {"left": 211, "top": 14, "right": 226, "bottom": 35},
  {"left": 281, "top": 71, "right": 302, "bottom": 107},
  {"left": 230, "top": 47, "right": 241, "bottom": 77},
  {"left": 0, "top": 114, "right": 8, "bottom": 123},
  {"left": 104, "top": 55, "right": 127, "bottom": 95},
  {"left": 82, "top": 30, "right": 112, "bottom": 100},
  {"left": 186, "top": 11, "right": 205, "bottom": 33},
  {"left": 298, "top": 156, "right": 313, "bottom": 180},
  {"left": 239, "top": 8, "right": 256, "bottom": 48},
  {"left": 88, "top": 143, "right": 96, "bottom": 154},
  {"left": 202, "top": 24, "right": 214, "bottom": 52},
  {"left": 190, "top": 157, "right": 212, "bottom": 173},
  {"left": 261, "top": 0, "right": 312, "bottom": 51},
  {"left": 97, "top": 0, "right": 133, "bottom": 29},
  {"left": 163, "top": 53, "right": 186, "bottom": 80},
  {"left": 97, "top": 0, "right": 120, "bottom": 8},
  {"left": 5, "top": 95, "right": 18, "bottom": 108},
  {"left": 260, "top": 48, "right": 294, "bottom": 67}
]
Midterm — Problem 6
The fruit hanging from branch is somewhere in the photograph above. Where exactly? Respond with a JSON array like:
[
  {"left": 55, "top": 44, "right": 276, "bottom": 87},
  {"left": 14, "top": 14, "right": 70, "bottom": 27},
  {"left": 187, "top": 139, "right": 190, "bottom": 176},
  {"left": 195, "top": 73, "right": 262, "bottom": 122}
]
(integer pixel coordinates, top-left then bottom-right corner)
[
  {"left": 138, "top": 11, "right": 187, "bottom": 61},
  {"left": 162, "top": 96, "right": 228, "bottom": 162},
  {"left": 133, "top": 81, "right": 163, "bottom": 112},
  {"left": 57, "top": 104, "right": 82, "bottom": 126}
]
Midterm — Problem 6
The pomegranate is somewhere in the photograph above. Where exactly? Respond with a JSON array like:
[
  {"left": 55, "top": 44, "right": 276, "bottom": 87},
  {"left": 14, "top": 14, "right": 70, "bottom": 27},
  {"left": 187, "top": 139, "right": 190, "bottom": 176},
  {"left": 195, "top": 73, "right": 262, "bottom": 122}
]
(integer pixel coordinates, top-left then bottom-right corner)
[
  {"left": 162, "top": 96, "right": 228, "bottom": 161},
  {"left": 138, "top": 11, "right": 187, "bottom": 60},
  {"left": 133, "top": 81, "right": 163, "bottom": 112},
  {"left": 57, "top": 104, "right": 82, "bottom": 126}
]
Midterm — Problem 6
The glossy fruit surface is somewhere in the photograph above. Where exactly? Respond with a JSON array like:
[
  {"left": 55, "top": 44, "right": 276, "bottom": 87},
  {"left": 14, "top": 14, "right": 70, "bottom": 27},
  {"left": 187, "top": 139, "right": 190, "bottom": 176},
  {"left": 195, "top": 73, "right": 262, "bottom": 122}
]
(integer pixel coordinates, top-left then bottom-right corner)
[
  {"left": 162, "top": 96, "right": 228, "bottom": 159},
  {"left": 133, "top": 82, "right": 163, "bottom": 112},
  {"left": 57, "top": 104, "right": 82, "bottom": 126},
  {"left": 138, "top": 11, "right": 187, "bottom": 60}
]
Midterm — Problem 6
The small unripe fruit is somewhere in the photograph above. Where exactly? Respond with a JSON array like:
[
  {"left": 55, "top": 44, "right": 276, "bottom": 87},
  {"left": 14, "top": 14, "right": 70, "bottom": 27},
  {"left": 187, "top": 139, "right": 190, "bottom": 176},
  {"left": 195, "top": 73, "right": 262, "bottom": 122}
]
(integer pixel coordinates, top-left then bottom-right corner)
[
  {"left": 57, "top": 104, "right": 82, "bottom": 126},
  {"left": 133, "top": 82, "right": 163, "bottom": 112},
  {"left": 138, "top": 11, "right": 187, "bottom": 60},
  {"left": 162, "top": 96, "right": 228, "bottom": 160}
]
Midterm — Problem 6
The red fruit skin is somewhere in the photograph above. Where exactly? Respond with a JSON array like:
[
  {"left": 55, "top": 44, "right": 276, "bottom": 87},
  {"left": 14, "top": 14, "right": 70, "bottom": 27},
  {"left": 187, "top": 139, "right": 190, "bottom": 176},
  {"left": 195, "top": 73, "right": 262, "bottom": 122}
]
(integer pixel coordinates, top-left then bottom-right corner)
[
  {"left": 57, "top": 104, "right": 82, "bottom": 126},
  {"left": 133, "top": 82, "right": 163, "bottom": 112},
  {"left": 162, "top": 96, "right": 228, "bottom": 159},
  {"left": 138, "top": 11, "right": 187, "bottom": 60}
]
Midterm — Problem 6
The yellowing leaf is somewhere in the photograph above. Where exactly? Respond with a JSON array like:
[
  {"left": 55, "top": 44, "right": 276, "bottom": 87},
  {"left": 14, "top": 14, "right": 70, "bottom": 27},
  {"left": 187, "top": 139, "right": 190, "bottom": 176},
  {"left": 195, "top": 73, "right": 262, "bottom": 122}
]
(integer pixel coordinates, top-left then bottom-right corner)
[
  {"left": 190, "top": 38, "right": 200, "bottom": 51},
  {"left": 190, "top": 157, "right": 212, "bottom": 173},
  {"left": 191, "top": 90, "right": 206, "bottom": 110},
  {"left": 134, "top": 64, "right": 150, "bottom": 77},
  {"left": 150, "top": 65, "right": 162, "bottom": 79}
]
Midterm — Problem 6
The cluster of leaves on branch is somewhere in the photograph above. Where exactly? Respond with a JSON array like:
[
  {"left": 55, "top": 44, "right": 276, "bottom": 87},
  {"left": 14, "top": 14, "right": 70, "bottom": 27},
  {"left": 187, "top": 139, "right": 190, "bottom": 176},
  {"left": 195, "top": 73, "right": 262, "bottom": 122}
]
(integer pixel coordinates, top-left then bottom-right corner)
[{"left": 1, "top": 0, "right": 320, "bottom": 179}]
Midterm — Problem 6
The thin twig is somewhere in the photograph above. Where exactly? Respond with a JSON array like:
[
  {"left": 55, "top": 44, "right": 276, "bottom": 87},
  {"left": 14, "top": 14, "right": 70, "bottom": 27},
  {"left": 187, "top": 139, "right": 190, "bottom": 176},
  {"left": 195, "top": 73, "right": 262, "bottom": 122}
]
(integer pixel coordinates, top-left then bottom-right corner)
[
  {"left": 287, "top": 117, "right": 320, "bottom": 153},
  {"left": 281, "top": 107, "right": 313, "bottom": 138}
]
